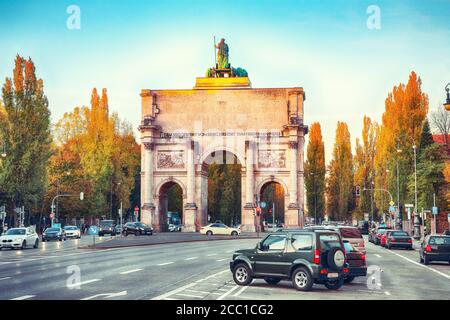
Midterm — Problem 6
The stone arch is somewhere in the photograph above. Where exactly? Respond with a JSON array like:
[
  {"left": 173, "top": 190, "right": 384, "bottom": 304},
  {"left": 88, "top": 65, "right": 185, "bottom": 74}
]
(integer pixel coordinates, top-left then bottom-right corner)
[
  {"left": 155, "top": 177, "right": 187, "bottom": 200},
  {"left": 199, "top": 145, "right": 245, "bottom": 167},
  {"left": 256, "top": 177, "right": 289, "bottom": 197}
]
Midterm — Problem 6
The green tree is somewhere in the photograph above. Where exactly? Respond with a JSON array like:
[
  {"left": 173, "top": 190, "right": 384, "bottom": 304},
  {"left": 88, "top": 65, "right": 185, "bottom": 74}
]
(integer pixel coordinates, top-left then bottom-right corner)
[
  {"left": 0, "top": 56, "right": 52, "bottom": 221},
  {"left": 304, "top": 122, "right": 326, "bottom": 221}
]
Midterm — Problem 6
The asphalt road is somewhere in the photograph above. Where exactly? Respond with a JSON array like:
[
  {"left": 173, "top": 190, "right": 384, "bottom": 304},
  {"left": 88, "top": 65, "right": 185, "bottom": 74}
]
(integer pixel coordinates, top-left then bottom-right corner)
[{"left": 0, "top": 235, "right": 449, "bottom": 300}]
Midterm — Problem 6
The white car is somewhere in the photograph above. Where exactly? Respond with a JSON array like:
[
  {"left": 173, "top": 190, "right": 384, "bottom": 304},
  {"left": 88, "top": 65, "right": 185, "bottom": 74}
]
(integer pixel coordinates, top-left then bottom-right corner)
[
  {"left": 200, "top": 223, "right": 240, "bottom": 236},
  {"left": 64, "top": 226, "right": 81, "bottom": 239},
  {"left": 0, "top": 227, "right": 39, "bottom": 250}
]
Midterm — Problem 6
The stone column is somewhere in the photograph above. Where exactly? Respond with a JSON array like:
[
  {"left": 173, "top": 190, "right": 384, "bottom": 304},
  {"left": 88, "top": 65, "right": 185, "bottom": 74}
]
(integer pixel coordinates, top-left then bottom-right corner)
[
  {"left": 242, "top": 139, "right": 256, "bottom": 232},
  {"left": 142, "top": 142, "right": 156, "bottom": 228},
  {"left": 286, "top": 141, "right": 299, "bottom": 227},
  {"left": 184, "top": 140, "right": 197, "bottom": 232}
]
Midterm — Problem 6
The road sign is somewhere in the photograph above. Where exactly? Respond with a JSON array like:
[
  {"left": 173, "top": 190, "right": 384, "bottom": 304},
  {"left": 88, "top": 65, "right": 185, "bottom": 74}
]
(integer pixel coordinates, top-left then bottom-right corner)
[
  {"left": 448, "top": 213, "right": 450, "bottom": 223},
  {"left": 260, "top": 202, "right": 266, "bottom": 209},
  {"left": 405, "top": 204, "right": 414, "bottom": 208},
  {"left": 49, "top": 213, "right": 54, "bottom": 219},
  {"left": 88, "top": 225, "right": 99, "bottom": 235},
  {"left": 389, "top": 201, "right": 395, "bottom": 206},
  {"left": 355, "top": 186, "right": 361, "bottom": 197},
  {"left": 432, "top": 206, "right": 438, "bottom": 215},
  {"left": 389, "top": 206, "right": 395, "bottom": 213},
  {"left": 134, "top": 206, "right": 139, "bottom": 212}
]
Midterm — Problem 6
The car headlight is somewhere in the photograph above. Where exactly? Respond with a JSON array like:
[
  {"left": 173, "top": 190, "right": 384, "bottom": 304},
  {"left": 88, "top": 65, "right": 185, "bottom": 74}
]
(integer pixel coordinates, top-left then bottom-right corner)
[{"left": 15, "top": 238, "right": 24, "bottom": 242}]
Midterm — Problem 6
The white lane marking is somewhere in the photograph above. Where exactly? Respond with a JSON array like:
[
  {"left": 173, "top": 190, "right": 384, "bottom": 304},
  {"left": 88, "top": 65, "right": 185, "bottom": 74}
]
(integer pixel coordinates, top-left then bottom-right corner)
[
  {"left": 387, "top": 249, "right": 450, "bottom": 280},
  {"left": 0, "top": 277, "right": 11, "bottom": 281},
  {"left": 157, "top": 262, "right": 174, "bottom": 266},
  {"left": 217, "top": 285, "right": 239, "bottom": 300},
  {"left": 216, "top": 258, "right": 228, "bottom": 262},
  {"left": 176, "top": 293, "right": 204, "bottom": 299},
  {"left": 67, "top": 279, "right": 101, "bottom": 288},
  {"left": 10, "top": 295, "right": 35, "bottom": 300},
  {"left": 163, "top": 297, "right": 180, "bottom": 300},
  {"left": 119, "top": 268, "right": 143, "bottom": 275},
  {"left": 374, "top": 254, "right": 382, "bottom": 258},
  {"left": 226, "top": 250, "right": 233, "bottom": 253},
  {"left": 184, "top": 257, "right": 198, "bottom": 261},
  {"left": 207, "top": 253, "right": 217, "bottom": 256},
  {"left": 234, "top": 280, "right": 254, "bottom": 296},
  {"left": 384, "top": 291, "right": 391, "bottom": 296},
  {"left": 185, "top": 289, "right": 211, "bottom": 295},
  {"left": 81, "top": 291, "right": 127, "bottom": 300},
  {"left": 152, "top": 269, "right": 228, "bottom": 300}
]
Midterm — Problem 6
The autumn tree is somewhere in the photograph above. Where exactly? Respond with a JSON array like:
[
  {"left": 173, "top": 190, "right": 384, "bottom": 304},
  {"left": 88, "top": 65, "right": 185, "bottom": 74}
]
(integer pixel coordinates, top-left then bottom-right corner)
[
  {"left": 375, "top": 71, "right": 429, "bottom": 218},
  {"left": 327, "top": 122, "right": 354, "bottom": 221},
  {"left": 304, "top": 122, "right": 326, "bottom": 222},
  {"left": 0, "top": 56, "right": 52, "bottom": 223},
  {"left": 354, "top": 116, "right": 378, "bottom": 219}
]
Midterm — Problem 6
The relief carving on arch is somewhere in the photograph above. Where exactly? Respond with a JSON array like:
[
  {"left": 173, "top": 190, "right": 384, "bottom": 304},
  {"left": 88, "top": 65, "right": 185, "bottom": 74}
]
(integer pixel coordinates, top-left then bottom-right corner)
[
  {"left": 157, "top": 150, "right": 185, "bottom": 169},
  {"left": 258, "top": 150, "right": 286, "bottom": 168}
]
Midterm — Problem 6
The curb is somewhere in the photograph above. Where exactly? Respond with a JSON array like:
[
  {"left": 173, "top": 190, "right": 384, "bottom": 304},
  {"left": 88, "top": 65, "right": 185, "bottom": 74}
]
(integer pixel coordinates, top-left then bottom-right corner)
[{"left": 77, "top": 235, "right": 264, "bottom": 250}]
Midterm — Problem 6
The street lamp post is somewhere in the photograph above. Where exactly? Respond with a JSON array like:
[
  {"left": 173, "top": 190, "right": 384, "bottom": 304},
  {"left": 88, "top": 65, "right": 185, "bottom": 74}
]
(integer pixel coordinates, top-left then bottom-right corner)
[
  {"left": 1, "top": 143, "right": 6, "bottom": 158},
  {"left": 396, "top": 140, "right": 402, "bottom": 230},
  {"left": 444, "top": 83, "right": 450, "bottom": 111},
  {"left": 412, "top": 143, "right": 421, "bottom": 239},
  {"left": 310, "top": 172, "right": 317, "bottom": 225}
]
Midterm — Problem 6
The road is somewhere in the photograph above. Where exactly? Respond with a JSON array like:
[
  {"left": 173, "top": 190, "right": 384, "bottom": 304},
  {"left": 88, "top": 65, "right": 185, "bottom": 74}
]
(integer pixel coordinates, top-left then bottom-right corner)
[{"left": 0, "top": 235, "right": 449, "bottom": 300}]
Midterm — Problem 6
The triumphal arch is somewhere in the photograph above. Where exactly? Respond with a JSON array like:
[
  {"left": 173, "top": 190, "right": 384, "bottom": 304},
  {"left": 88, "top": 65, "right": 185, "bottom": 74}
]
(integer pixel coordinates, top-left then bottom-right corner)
[{"left": 139, "top": 40, "right": 308, "bottom": 232}]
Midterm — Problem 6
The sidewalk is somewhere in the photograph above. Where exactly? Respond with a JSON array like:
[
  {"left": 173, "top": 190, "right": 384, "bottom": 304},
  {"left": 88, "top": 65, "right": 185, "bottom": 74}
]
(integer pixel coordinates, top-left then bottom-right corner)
[{"left": 79, "top": 232, "right": 267, "bottom": 250}]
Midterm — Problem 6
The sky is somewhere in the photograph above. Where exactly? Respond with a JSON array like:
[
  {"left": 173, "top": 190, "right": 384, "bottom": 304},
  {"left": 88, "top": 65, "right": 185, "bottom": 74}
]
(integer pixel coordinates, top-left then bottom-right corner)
[{"left": 0, "top": 0, "right": 449, "bottom": 163}]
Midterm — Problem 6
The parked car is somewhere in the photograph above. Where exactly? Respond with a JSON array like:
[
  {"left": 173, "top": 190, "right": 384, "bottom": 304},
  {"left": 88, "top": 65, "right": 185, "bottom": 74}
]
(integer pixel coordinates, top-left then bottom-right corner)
[
  {"left": 419, "top": 235, "right": 450, "bottom": 265},
  {"left": 98, "top": 220, "right": 116, "bottom": 236},
  {"left": 42, "top": 227, "right": 66, "bottom": 242},
  {"left": 335, "top": 226, "right": 365, "bottom": 253},
  {"left": 343, "top": 240, "right": 367, "bottom": 283},
  {"left": 357, "top": 221, "right": 369, "bottom": 235},
  {"left": 230, "top": 229, "right": 349, "bottom": 291},
  {"left": 123, "top": 222, "right": 153, "bottom": 236},
  {"left": 0, "top": 227, "right": 39, "bottom": 250},
  {"left": 168, "top": 223, "right": 182, "bottom": 232},
  {"left": 369, "top": 225, "right": 388, "bottom": 243},
  {"left": 64, "top": 226, "right": 81, "bottom": 239},
  {"left": 200, "top": 223, "right": 240, "bottom": 236},
  {"left": 385, "top": 231, "right": 413, "bottom": 250},
  {"left": 114, "top": 224, "right": 123, "bottom": 235},
  {"left": 373, "top": 228, "right": 391, "bottom": 245}
]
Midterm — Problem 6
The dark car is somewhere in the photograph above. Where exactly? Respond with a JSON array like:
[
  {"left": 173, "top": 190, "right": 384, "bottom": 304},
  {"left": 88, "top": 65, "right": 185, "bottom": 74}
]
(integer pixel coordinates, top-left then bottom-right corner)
[
  {"left": 385, "top": 231, "right": 413, "bottom": 250},
  {"left": 357, "top": 221, "right": 369, "bottom": 235},
  {"left": 42, "top": 227, "right": 66, "bottom": 242},
  {"left": 343, "top": 241, "right": 367, "bottom": 283},
  {"left": 98, "top": 220, "right": 116, "bottom": 236},
  {"left": 420, "top": 235, "right": 450, "bottom": 265},
  {"left": 123, "top": 222, "right": 153, "bottom": 236},
  {"left": 230, "top": 229, "right": 349, "bottom": 291}
]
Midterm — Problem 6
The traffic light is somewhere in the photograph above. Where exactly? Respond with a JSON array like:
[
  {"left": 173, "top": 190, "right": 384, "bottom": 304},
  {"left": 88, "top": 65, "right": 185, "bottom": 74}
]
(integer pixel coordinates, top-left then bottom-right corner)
[
  {"left": 355, "top": 185, "right": 361, "bottom": 197},
  {"left": 256, "top": 207, "right": 261, "bottom": 216}
]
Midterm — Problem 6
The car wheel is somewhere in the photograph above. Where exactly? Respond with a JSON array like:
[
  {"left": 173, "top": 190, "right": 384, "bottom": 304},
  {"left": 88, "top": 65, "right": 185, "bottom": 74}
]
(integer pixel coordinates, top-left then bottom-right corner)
[
  {"left": 324, "top": 277, "right": 344, "bottom": 290},
  {"left": 292, "top": 267, "right": 313, "bottom": 291},
  {"left": 231, "top": 231, "right": 238, "bottom": 236},
  {"left": 124, "top": 232, "right": 128, "bottom": 237},
  {"left": 344, "top": 276, "right": 355, "bottom": 284},
  {"left": 419, "top": 255, "right": 424, "bottom": 263},
  {"left": 423, "top": 255, "right": 430, "bottom": 265},
  {"left": 327, "top": 247, "right": 345, "bottom": 270},
  {"left": 134, "top": 231, "right": 139, "bottom": 236},
  {"left": 42, "top": 239, "right": 46, "bottom": 242},
  {"left": 33, "top": 239, "right": 39, "bottom": 249},
  {"left": 206, "top": 230, "right": 213, "bottom": 236},
  {"left": 233, "top": 263, "right": 252, "bottom": 286},
  {"left": 21, "top": 240, "right": 26, "bottom": 250},
  {"left": 264, "top": 277, "right": 281, "bottom": 285}
]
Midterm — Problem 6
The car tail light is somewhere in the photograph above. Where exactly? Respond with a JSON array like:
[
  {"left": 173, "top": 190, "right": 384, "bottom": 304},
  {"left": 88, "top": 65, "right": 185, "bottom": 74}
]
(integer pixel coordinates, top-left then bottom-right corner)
[
  {"left": 361, "top": 254, "right": 366, "bottom": 262},
  {"left": 391, "top": 238, "right": 396, "bottom": 242},
  {"left": 425, "top": 244, "right": 432, "bottom": 252},
  {"left": 407, "top": 239, "right": 412, "bottom": 243},
  {"left": 314, "top": 249, "right": 321, "bottom": 264},
  {"left": 343, "top": 268, "right": 349, "bottom": 273},
  {"left": 320, "top": 269, "right": 328, "bottom": 275}
]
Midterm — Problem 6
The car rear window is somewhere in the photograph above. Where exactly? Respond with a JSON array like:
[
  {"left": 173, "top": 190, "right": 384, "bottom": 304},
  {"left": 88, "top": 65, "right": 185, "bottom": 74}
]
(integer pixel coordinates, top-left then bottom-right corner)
[
  {"left": 391, "top": 231, "right": 408, "bottom": 236},
  {"left": 319, "top": 234, "right": 342, "bottom": 250},
  {"left": 339, "top": 227, "right": 362, "bottom": 238},
  {"left": 429, "top": 236, "right": 450, "bottom": 245}
]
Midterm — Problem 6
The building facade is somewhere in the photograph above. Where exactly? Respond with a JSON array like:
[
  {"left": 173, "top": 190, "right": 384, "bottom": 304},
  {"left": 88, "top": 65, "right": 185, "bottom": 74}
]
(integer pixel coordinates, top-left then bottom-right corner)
[{"left": 139, "top": 76, "right": 308, "bottom": 232}]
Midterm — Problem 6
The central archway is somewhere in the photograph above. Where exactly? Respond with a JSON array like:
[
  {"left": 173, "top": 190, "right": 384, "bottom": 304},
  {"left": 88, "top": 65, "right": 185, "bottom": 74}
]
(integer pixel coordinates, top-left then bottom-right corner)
[
  {"left": 157, "top": 180, "right": 185, "bottom": 232},
  {"left": 258, "top": 179, "right": 288, "bottom": 230},
  {"left": 201, "top": 150, "right": 243, "bottom": 227}
]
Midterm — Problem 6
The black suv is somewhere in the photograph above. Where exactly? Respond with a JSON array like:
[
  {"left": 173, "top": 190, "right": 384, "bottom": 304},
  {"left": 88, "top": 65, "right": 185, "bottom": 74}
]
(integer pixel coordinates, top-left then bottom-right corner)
[
  {"left": 230, "top": 229, "right": 348, "bottom": 291},
  {"left": 123, "top": 222, "right": 153, "bottom": 236}
]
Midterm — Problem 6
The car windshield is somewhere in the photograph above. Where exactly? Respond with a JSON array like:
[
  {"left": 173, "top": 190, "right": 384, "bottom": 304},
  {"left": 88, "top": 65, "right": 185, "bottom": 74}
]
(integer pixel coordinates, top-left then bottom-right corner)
[
  {"left": 339, "top": 227, "right": 362, "bottom": 238},
  {"left": 391, "top": 231, "right": 408, "bottom": 237},
  {"left": 6, "top": 229, "right": 26, "bottom": 235},
  {"left": 46, "top": 228, "right": 60, "bottom": 232},
  {"left": 64, "top": 226, "right": 77, "bottom": 230},
  {"left": 378, "top": 229, "right": 388, "bottom": 235},
  {"left": 429, "top": 236, "right": 450, "bottom": 245},
  {"left": 100, "top": 221, "right": 113, "bottom": 226},
  {"left": 136, "top": 223, "right": 148, "bottom": 227}
]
